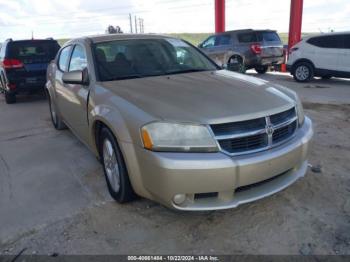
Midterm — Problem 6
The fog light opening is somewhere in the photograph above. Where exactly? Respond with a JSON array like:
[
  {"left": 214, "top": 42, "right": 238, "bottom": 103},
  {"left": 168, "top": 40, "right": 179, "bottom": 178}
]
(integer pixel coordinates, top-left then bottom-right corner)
[{"left": 173, "top": 194, "right": 186, "bottom": 205}]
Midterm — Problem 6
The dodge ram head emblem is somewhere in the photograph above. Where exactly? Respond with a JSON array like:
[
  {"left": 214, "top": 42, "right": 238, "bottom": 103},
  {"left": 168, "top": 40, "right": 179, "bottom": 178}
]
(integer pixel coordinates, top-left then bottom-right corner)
[{"left": 266, "top": 125, "right": 275, "bottom": 135}]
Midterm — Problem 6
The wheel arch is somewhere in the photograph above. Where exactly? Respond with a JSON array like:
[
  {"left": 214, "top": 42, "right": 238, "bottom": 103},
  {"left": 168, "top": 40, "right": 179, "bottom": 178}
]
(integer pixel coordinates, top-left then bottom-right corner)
[
  {"left": 291, "top": 58, "right": 315, "bottom": 74},
  {"left": 227, "top": 53, "right": 245, "bottom": 65},
  {"left": 91, "top": 116, "right": 149, "bottom": 199}
]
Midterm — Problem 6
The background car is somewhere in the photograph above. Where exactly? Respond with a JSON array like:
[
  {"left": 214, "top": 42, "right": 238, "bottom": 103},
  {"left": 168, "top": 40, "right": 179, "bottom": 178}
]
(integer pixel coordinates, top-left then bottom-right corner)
[
  {"left": 287, "top": 32, "right": 350, "bottom": 82},
  {"left": 198, "top": 29, "right": 285, "bottom": 74},
  {"left": 0, "top": 38, "right": 60, "bottom": 104}
]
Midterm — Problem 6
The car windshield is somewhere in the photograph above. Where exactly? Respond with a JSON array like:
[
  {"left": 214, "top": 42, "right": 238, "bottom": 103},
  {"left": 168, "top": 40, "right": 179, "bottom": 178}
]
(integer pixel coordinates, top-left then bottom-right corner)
[{"left": 93, "top": 38, "right": 218, "bottom": 81}]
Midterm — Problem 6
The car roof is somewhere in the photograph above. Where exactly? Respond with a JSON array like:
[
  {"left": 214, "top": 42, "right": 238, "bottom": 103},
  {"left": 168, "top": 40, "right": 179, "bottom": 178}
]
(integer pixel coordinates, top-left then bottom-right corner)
[
  {"left": 304, "top": 31, "right": 350, "bottom": 40},
  {"left": 68, "top": 34, "right": 176, "bottom": 45},
  {"left": 224, "top": 29, "right": 277, "bottom": 34}
]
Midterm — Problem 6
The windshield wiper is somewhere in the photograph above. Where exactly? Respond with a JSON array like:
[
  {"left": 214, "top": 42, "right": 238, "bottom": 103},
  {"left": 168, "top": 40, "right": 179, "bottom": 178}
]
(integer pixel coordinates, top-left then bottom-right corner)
[
  {"left": 103, "top": 75, "right": 144, "bottom": 81},
  {"left": 164, "top": 68, "right": 213, "bottom": 75}
]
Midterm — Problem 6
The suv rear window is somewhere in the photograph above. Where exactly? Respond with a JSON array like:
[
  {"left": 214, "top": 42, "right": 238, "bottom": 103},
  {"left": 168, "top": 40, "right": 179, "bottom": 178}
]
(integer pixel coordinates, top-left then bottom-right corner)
[
  {"left": 238, "top": 31, "right": 280, "bottom": 43},
  {"left": 8, "top": 40, "right": 60, "bottom": 63},
  {"left": 258, "top": 32, "right": 280, "bottom": 42}
]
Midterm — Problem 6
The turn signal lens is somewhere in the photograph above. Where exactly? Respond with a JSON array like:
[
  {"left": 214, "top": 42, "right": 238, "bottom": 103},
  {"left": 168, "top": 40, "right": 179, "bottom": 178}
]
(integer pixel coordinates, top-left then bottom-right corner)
[{"left": 141, "top": 129, "right": 153, "bottom": 150}]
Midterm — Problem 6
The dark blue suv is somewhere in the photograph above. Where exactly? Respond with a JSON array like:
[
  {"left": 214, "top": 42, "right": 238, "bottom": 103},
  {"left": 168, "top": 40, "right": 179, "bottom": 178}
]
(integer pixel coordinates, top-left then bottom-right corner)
[{"left": 0, "top": 39, "right": 60, "bottom": 104}]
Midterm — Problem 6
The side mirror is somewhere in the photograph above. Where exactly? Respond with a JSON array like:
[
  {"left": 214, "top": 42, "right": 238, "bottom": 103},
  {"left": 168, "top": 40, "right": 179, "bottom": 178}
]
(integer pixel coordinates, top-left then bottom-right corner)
[
  {"left": 198, "top": 43, "right": 203, "bottom": 48},
  {"left": 62, "top": 69, "right": 89, "bottom": 85}
]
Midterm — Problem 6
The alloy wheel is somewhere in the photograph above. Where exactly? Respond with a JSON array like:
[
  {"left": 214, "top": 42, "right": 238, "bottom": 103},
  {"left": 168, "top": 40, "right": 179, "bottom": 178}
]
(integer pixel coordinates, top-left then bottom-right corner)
[
  {"left": 103, "top": 138, "right": 121, "bottom": 193},
  {"left": 295, "top": 65, "right": 310, "bottom": 81}
]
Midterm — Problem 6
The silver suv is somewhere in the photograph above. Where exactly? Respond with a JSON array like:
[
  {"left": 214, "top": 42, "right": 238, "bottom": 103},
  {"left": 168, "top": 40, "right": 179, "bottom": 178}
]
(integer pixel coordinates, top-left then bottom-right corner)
[{"left": 199, "top": 29, "right": 285, "bottom": 74}]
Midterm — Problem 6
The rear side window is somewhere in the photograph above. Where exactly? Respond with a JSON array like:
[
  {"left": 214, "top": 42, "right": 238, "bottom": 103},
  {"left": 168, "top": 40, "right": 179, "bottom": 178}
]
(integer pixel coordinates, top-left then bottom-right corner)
[
  {"left": 58, "top": 46, "right": 72, "bottom": 72},
  {"left": 307, "top": 35, "right": 343, "bottom": 49},
  {"left": 238, "top": 33, "right": 258, "bottom": 43},
  {"left": 69, "top": 45, "right": 87, "bottom": 71},
  {"left": 8, "top": 41, "right": 60, "bottom": 63}
]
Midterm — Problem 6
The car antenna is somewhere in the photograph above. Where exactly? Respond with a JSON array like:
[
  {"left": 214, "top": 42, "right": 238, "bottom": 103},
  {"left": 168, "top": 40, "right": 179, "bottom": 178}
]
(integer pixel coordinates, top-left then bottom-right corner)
[{"left": 31, "top": 30, "right": 34, "bottom": 40}]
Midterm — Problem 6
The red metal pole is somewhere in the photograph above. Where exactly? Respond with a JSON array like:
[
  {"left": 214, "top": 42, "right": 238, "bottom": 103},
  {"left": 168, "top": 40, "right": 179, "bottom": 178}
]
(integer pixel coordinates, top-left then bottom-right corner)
[
  {"left": 215, "top": 0, "right": 225, "bottom": 33},
  {"left": 288, "top": 0, "right": 303, "bottom": 50}
]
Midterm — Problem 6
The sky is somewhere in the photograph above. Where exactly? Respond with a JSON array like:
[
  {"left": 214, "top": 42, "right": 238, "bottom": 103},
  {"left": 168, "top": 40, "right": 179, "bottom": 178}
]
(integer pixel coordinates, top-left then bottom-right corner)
[{"left": 0, "top": 0, "right": 349, "bottom": 41}]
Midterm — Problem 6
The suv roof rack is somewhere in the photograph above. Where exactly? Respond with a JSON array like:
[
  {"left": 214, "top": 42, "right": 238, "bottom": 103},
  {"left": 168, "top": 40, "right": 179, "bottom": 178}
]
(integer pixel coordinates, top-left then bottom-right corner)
[{"left": 46, "top": 37, "right": 54, "bottom": 40}]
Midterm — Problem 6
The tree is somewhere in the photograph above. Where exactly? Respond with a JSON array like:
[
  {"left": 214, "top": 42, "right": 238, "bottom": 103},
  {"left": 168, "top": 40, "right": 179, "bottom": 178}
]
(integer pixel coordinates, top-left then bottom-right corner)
[{"left": 106, "top": 25, "right": 123, "bottom": 34}]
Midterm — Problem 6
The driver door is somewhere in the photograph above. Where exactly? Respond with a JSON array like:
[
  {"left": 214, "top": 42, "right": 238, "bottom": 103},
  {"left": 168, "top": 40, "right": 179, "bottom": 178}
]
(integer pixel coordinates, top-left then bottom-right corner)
[{"left": 56, "top": 44, "right": 90, "bottom": 143}]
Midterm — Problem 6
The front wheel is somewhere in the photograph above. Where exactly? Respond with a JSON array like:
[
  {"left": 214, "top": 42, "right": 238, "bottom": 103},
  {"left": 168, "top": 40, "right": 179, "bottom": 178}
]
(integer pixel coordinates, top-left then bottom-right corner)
[
  {"left": 227, "top": 56, "right": 245, "bottom": 74},
  {"left": 100, "top": 127, "right": 135, "bottom": 203},
  {"left": 5, "top": 92, "right": 16, "bottom": 104},
  {"left": 293, "top": 62, "right": 314, "bottom": 82},
  {"left": 255, "top": 65, "right": 269, "bottom": 74}
]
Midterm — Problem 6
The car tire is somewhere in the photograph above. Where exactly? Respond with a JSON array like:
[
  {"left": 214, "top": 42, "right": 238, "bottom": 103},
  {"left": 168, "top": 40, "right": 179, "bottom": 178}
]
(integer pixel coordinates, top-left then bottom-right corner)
[
  {"left": 293, "top": 62, "right": 314, "bottom": 82},
  {"left": 255, "top": 66, "right": 269, "bottom": 74},
  {"left": 100, "top": 127, "right": 135, "bottom": 203},
  {"left": 321, "top": 75, "right": 332, "bottom": 80},
  {"left": 48, "top": 94, "right": 66, "bottom": 130},
  {"left": 5, "top": 92, "right": 16, "bottom": 104},
  {"left": 227, "top": 55, "right": 246, "bottom": 74}
]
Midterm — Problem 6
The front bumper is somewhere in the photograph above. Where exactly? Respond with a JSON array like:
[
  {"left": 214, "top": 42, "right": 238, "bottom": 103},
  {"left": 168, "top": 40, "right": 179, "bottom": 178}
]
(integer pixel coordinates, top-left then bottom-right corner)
[{"left": 128, "top": 117, "right": 313, "bottom": 211}]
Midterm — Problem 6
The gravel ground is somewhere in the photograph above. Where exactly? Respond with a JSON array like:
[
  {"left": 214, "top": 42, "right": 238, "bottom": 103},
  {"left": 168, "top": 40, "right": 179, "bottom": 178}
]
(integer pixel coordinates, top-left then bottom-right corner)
[{"left": 0, "top": 74, "right": 349, "bottom": 255}]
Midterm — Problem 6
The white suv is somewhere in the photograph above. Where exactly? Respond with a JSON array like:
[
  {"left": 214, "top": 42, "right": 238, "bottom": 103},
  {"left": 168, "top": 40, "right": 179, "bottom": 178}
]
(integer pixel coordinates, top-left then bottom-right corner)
[{"left": 287, "top": 32, "right": 350, "bottom": 82}]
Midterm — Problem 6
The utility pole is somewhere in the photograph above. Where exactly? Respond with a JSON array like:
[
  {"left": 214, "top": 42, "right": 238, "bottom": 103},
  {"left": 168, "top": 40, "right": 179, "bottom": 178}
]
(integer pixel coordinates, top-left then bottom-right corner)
[
  {"left": 141, "top": 19, "right": 145, "bottom": 33},
  {"left": 129, "top": 14, "right": 133, "bottom": 33},
  {"left": 139, "top": 18, "right": 142, "bottom": 34},
  {"left": 134, "top": 15, "right": 138, "bottom": 34}
]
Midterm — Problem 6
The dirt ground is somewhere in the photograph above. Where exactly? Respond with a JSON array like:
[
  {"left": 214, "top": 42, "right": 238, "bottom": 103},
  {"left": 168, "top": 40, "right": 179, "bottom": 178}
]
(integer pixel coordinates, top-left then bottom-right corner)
[{"left": 0, "top": 74, "right": 349, "bottom": 255}]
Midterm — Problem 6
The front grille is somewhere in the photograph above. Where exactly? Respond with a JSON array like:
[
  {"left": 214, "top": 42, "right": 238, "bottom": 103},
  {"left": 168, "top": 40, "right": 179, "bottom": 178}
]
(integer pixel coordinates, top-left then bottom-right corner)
[
  {"left": 211, "top": 118, "right": 266, "bottom": 136},
  {"left": 210, "top": 107, "right": 298, "bottom": 156},
  {"left": 270, "top": 107, "right": 296, "bottom": 125},
  {"left": 219, "top": 134, "right": 268, "bottom": 154},
  {"left": 273, "top": 121, "right": 297, "bottom": 144}
]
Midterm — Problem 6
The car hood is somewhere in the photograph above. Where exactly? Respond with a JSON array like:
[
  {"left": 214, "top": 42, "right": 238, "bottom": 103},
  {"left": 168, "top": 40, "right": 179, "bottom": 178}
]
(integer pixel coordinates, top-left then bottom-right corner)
[{"left": 100, "top": 70, "right": 296, "bottom": 124}]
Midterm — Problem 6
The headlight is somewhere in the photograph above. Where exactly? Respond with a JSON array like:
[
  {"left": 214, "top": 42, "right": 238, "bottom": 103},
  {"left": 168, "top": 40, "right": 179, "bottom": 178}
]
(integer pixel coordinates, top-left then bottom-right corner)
[
  {"left": 295, "top": 96, "right": 305, "bottom": 126},
  {"left": 141, "top": 122, "right": 219, "bottom": 152}
]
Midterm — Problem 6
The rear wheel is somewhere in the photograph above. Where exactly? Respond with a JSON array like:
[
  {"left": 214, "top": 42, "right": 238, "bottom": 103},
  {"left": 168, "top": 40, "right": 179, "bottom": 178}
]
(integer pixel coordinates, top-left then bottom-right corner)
[
  {"left": 5, "top": 92, "right": 16, "bottom": 104},
  {"left": 255, "top": 65, "right": 269, "bottom": 74},
  {"left": 293, "top": 62, "right": 314, "bottom": 82},
  {"left": 100, "top": 127, "right": 135, "bottom": 203},
  {"left": 48, "top": 94, "right": 66, "bottom": 130}
]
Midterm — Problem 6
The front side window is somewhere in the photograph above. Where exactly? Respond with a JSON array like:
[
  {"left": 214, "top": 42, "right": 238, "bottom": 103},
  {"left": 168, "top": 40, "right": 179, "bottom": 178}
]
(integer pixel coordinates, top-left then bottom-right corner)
[
  {"left": 344, "top": 35, "right": 350, "bottom": 49},
  {"left": 216, "top": 35, "right": 232, "bottom": 46},
  {"left": 58, "top": 46, "right": 72, "bottom": 72},
  {"left": 69, "top": 45, "right": 87, "bottom": 71},
  {"left": 202, "top": 36, "right": 216, "bottom": 48},
  {"left": 94, "top": 38, "right": 218, "bottom": 81}
]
